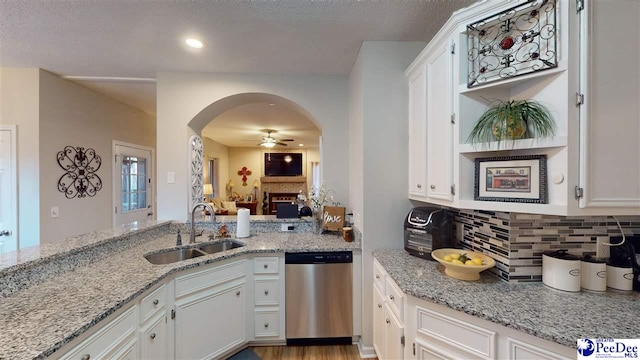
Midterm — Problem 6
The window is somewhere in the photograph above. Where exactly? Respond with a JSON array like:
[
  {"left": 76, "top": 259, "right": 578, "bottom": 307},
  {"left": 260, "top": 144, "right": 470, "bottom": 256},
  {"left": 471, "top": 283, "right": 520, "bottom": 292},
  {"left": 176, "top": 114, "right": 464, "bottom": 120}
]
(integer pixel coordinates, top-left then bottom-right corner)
[{"left": 121, "top": 156, "right": 147, "bottom": 212}]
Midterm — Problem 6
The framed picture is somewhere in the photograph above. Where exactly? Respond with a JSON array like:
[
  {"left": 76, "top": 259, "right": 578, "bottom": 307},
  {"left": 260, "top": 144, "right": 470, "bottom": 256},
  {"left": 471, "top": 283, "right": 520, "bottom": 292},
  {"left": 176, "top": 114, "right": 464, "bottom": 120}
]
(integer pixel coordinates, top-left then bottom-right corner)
[
  {"left": 474, "top": 155, "right": 547, "bottom": 203},
  {"left": 246, "top": 195, "right": 253, "bottom": 202}
]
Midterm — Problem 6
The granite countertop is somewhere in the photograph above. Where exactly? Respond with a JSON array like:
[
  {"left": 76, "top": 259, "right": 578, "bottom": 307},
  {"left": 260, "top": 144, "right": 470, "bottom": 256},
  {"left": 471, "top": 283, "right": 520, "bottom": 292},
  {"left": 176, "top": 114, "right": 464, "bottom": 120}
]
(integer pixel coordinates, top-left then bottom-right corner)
[
  {"left": 373, "top": 249, "right": 640, "bottom": 349},
  {"left": 0, "top": 226, "right": 360, "bottom": 360}
]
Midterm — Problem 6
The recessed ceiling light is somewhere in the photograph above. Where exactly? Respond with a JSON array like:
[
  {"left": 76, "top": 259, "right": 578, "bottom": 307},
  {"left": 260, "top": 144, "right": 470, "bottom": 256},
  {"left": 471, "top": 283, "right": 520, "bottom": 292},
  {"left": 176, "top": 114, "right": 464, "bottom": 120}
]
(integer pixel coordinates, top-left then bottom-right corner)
[
  {"left": 298, "top": 144, "right": 304, "bottom": 147},
  {"left": 269, "top": 103, "right": 275, "bottom": 106},
  {"left": 185, "top": 38, "right": 204, "bottom": 49}
]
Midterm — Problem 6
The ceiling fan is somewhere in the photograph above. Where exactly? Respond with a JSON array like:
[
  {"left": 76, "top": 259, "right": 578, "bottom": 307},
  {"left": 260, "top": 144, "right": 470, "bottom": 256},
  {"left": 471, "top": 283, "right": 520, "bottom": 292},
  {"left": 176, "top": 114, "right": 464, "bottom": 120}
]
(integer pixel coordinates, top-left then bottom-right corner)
[{"left": 248, "top": 129, "right": 294, "bottom": 148}]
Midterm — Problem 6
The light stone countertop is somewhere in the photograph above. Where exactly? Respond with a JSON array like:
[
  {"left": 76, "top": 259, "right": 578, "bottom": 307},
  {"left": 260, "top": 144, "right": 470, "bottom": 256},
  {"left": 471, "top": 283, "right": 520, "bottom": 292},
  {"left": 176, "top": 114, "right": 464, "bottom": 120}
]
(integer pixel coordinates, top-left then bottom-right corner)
[
  {"left": 373, "top": 249, "right": 640, "bottom": 349},
  {"left": 0, "top": 225, "right": 359, "bottom": 360}
]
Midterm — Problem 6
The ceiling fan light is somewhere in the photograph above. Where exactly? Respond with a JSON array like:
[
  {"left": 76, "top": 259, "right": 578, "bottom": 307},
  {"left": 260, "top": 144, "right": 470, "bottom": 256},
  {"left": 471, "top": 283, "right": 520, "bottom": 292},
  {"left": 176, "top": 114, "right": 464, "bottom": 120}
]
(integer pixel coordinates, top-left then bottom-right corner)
[{"left": 261, "top": 142, "right": 276, "bottom": 148}]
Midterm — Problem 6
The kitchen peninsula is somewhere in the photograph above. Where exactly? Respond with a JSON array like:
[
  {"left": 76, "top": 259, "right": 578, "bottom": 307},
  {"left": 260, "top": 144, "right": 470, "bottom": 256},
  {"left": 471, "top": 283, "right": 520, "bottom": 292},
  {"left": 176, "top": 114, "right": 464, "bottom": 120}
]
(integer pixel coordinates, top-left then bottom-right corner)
[{"left": 0, "top": 219, "right": 360, "bottom": 360}]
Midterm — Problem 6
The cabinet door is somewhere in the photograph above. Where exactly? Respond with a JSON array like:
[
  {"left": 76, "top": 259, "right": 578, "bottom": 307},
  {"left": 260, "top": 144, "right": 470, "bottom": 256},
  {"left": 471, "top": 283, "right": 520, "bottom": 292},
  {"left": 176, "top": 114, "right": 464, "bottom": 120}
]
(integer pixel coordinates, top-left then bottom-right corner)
[
  {"left": 373, "top": 285, "right": 386, "bottom": 358},
  {"left": 578, "top": 0, "right": 640, "bottom": 209},
  {"left": 408, "top": 65, "right": 428, "bottom": 199},
  {"left": 140, "top": 314, "right": 168, "bottom": 360},
  {"left": 384, "top": 305, "right": 404, "bottom": 360},
  {"left": 425, "top": 38, "right": 454, "bottom": 202},
  {"left": 175, "top": 283, "right": 246, "bottom": 360}
]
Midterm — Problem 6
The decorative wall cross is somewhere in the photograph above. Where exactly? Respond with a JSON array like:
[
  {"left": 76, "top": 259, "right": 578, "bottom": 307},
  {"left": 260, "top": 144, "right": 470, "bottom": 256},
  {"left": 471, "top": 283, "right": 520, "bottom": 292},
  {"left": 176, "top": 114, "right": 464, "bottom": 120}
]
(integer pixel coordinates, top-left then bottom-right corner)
[{"left": 237, "top": 167, "right": 252, "bottom": 186}]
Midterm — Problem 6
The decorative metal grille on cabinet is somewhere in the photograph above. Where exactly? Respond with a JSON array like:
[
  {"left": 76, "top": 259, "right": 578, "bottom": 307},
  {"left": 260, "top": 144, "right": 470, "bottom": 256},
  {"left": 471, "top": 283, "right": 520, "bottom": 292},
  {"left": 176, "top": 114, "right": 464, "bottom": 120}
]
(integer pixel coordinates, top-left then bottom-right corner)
[
  {"left": 467, "top": 0, "right": 558, "bottom": 88},
  {"left": 189, "top": 135, "right": 204, "bottom": 209}
]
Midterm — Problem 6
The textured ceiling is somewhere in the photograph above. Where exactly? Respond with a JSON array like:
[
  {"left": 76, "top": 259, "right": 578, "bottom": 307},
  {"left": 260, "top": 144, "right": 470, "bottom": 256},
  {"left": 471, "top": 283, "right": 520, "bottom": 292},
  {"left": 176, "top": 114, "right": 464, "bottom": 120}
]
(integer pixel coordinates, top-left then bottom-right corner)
[{"left": 0, "top": 0, "right": 475, "bottom": 145}]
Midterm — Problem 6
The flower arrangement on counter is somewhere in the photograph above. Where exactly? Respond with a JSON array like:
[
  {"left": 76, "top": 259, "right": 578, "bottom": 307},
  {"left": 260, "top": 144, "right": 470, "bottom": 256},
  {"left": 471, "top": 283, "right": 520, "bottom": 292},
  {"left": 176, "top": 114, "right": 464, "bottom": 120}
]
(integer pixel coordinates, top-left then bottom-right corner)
[{"left": 307, "top": 182, "right": 340, "bottom": 211}]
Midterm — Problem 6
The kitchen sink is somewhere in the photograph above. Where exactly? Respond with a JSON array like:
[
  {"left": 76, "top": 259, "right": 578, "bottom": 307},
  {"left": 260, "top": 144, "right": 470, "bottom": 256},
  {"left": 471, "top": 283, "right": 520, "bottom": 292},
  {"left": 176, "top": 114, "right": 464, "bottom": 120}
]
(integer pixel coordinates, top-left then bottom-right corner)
[
  {"left": 144, "top": 248, "right": 206, "bottom": 265},
  {"left": 144, "top": 239, "right": 245, "bottom": 265},
  {"left": 197, "top": 239, "right": 245, "bottom": 254}
]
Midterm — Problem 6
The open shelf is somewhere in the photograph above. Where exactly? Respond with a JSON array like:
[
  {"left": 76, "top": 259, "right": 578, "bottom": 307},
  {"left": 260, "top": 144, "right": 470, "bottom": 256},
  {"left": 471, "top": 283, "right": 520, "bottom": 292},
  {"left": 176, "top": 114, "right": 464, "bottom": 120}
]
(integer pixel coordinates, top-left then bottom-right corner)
[
  {"left": 458, "top": 136, "right": 567, "bottom": 154},
  {"left": 458, "top": 67, "right": 566, "bottom": 94}
]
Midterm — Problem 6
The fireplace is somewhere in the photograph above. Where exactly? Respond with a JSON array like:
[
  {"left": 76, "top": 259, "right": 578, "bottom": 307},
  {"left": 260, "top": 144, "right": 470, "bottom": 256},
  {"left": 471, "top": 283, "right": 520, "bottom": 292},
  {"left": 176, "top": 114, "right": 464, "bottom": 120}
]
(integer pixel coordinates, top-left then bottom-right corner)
[{"left": 267, "top": 193, "right": 298, "bottom": 215}]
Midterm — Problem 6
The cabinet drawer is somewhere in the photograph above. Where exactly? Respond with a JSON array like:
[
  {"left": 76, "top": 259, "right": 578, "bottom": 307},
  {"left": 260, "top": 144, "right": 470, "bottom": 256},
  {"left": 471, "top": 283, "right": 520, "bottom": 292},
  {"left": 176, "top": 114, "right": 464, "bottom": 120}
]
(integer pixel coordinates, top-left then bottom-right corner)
[
  {"left": 254, "top": 279, "right": 279, "bottom": 306},
  {"left": 373, "top": 260, "right": 386, "bottom": 293},
  {"left": 60, "top": 306, "right": 137, "bottom": 360},
  {"left": 140, "top": 284, "right": 166, "bottom": 324},
  {"left": 417, "top": 306, "right": 497, "bottom": 360},
  {"left": 254, "top": 257, "right": 279, "bottom": 274},
  {"left": 385, "top": 276, "right": 404, "bottom": 322},
  {"left": 254, "top": 311, "right": 280, "bottom": 338},
  {"left": 175, "top": 260, "right": 245, "bottom": 298}
]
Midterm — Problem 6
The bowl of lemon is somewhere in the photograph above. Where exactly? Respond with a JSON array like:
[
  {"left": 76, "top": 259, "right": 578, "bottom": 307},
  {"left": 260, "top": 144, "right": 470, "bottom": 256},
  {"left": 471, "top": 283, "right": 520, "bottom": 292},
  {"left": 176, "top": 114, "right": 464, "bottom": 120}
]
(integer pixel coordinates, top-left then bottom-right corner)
[{"left": 431, "top": 248, "right": 496, "bottom": 281}]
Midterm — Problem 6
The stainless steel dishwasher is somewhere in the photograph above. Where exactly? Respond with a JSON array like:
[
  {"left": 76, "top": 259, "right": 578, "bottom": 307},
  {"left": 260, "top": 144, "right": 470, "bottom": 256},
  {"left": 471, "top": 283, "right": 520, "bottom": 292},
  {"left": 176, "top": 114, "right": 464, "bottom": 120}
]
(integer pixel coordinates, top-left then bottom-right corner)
[{"left": 285, "top": 251, "right": 353, "bottom": 345}]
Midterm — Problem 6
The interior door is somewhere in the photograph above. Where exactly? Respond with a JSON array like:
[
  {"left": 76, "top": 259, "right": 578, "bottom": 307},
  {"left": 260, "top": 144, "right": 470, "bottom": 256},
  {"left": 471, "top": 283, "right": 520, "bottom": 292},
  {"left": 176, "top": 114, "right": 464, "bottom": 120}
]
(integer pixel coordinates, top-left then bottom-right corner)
[
  {"left": 113, "top": 143, "right": 153, "bottom": 226},
  {"left": 0, "top": 126, "right": 17, "bottom": 252}
]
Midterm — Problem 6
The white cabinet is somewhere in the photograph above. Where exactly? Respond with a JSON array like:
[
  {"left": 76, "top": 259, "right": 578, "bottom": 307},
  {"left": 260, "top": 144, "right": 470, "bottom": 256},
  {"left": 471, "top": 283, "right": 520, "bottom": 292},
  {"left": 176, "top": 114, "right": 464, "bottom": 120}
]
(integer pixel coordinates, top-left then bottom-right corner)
[
  {"left": 425, "top": 37, "right": 455, "bottom": 203},
  {"left": 59, "top": 306, "right": 138, "bottom": 360},
  {"left": 406, "top": 0, "right": 640, "bottom": 216},
  {"left": 577, "top": 0, "right": 640, "bottom": 210},
  {"left": 408, "top": 64, "right": 428, "bottom": 200},
  {"left": 372, "top": 259, "right": 405, "bottom": 360},
  {"left": 139, "top": 284, "right": 170, "bottom": 360},
  {"left": 404, "top": 293, "right": 574, "bottom": 360},
  {"left": 252, "top": 256, "right": 285, "bottom": 340},
  {"left": 173, "top": 259, "right": 246, "bottom": 360}
]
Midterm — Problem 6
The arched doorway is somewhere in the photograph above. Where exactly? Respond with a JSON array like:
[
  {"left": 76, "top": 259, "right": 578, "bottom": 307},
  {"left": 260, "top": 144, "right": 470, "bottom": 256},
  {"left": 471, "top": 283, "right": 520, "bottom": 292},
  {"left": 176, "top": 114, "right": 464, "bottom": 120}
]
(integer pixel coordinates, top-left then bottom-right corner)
[{"left": 187, "top": 93, "right": 322, "bottom": 215}]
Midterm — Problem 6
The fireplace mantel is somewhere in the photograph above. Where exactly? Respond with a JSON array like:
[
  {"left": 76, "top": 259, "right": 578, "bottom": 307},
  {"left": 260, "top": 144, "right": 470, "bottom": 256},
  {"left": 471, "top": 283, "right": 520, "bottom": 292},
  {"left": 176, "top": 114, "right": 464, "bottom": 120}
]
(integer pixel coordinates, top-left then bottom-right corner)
[{"left": 260, "top": 176, "right": 306, "bottom": 183}]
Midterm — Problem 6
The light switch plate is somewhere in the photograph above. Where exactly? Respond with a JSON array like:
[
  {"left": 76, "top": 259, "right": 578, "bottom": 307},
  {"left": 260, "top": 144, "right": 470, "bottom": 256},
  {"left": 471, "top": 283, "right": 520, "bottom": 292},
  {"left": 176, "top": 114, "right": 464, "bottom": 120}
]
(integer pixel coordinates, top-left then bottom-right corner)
[
  {"left": 51, "top": 206, "right": 59, "bottom": 218},
  {"left": 280, "top": 223, "right": 293, "bottom": 232},
  {"left": 167, "top": 172, "right": 175, "bottom": 184}
]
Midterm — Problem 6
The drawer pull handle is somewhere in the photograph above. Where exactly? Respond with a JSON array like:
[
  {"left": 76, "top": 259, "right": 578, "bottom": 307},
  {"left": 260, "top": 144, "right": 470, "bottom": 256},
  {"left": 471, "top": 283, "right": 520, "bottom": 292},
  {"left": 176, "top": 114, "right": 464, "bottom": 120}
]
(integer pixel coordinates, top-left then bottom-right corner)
[
  {"left": 375, "top": 275, "right": 380, "bottom": 280},
  {"left": 386, "top": 318, "right": 390, "bottom": 324},
  {"left": 417, "top": 184, "right": 422, "bottom": 189},
  {"left": 153, "top": 299, "right": 159, "bottom": 306},
  {"left": 430, "top": 184, "right": 435, "bottom": 189},
  {"left": 150, "top": 333, "right": 156, "bottom": 339},
  {"left": 236, "top": 291, "right": 241, "bottom": 296},
  {"left": 389, "top": 295, "right": 394, "bottom": 301},
  {"left": 264, "top": 323, "right": 269, "bottom": 328},
  {"left": 264, "top": 264, "right": 268, "bottom": 269},
  {"left": 377, "top": 303, "right": 382, "bottom": 309},
  {"left": 82, "top": 355, "right": 91, "bottom": 360},
  {"left": 264, "top": 290, "right": 269, "bottom": 295}
]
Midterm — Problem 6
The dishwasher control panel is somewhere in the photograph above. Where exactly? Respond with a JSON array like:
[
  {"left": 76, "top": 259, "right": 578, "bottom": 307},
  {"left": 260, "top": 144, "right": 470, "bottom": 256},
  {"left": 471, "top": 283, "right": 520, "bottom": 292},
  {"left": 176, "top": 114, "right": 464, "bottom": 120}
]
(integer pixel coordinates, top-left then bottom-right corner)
[{"left": 285, "top": 251, "right": 352, "bottom": 264}]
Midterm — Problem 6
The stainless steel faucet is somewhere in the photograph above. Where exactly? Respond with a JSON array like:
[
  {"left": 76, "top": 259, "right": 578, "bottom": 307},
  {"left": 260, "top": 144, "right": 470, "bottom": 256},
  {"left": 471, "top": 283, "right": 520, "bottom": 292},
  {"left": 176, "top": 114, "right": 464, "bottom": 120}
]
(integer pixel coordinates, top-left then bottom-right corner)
[{"left": 190, "top": 202, "right": 215, "bottom": 244}]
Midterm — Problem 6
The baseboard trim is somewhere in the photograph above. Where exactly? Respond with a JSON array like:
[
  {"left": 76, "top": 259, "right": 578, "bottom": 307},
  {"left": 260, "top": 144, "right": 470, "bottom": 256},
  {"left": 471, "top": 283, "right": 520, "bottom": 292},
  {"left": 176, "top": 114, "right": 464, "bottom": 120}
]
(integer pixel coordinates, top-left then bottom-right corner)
[{"left": 357, "top": 340, "right": 377, "bottom": 358}]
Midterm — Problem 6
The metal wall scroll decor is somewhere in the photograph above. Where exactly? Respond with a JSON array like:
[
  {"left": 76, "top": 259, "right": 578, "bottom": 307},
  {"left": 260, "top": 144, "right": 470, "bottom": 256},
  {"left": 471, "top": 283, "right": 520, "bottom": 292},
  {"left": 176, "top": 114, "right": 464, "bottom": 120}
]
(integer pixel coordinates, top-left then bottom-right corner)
[
  {"left": 467, "top": 0, "right": 558, "bottom": 88},
  {"left": 189, "top": 135, "right": 204, "bottom": 209},
  {"left": 57, "top": 146, "right": 103, "bottom": 199}
]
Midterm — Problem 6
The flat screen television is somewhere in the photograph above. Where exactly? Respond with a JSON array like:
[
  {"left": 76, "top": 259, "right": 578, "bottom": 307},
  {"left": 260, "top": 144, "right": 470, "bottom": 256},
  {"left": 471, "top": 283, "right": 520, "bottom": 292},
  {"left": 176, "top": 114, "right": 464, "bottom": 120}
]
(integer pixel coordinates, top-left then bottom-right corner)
[{"left": 264, "top": 153, "right": 303, "bottom": 176}]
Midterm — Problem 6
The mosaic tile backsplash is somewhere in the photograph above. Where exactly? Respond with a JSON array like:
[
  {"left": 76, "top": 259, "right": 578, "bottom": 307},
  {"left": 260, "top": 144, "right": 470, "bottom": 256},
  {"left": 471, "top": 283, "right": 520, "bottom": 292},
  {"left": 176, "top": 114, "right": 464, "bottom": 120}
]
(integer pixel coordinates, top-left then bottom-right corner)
[{"left": 449, "top": 209, "right": 640, "bottom": 283}]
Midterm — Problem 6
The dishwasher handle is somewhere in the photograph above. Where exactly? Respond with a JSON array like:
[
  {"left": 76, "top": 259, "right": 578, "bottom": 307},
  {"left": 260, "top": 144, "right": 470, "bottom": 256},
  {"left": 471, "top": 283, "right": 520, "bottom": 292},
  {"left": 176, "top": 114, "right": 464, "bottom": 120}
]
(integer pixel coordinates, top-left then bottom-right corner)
[{"left": 285, "top": 251, "right": 352, "bottom": 264}]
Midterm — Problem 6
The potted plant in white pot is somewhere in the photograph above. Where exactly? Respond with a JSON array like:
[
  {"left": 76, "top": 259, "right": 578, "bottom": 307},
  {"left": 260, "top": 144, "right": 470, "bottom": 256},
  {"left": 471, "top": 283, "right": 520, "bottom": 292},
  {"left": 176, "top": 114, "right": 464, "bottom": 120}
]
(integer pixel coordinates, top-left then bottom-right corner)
[{"left": 467, "top": 99, "right": 556, "bottom": 146}]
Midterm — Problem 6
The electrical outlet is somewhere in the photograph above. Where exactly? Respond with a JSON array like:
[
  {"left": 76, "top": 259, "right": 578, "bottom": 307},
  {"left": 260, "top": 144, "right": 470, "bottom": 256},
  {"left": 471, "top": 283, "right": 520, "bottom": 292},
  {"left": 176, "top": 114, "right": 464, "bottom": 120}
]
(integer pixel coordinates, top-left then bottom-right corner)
[
  {"left": 50, "top": 206, "right": 59, "bottom": 218},
  {"left": 596, "top": 238, "right": 610, "bottom": 258},
  {"left": 281, "top": 223, "right": 293, "bottom": 232}
]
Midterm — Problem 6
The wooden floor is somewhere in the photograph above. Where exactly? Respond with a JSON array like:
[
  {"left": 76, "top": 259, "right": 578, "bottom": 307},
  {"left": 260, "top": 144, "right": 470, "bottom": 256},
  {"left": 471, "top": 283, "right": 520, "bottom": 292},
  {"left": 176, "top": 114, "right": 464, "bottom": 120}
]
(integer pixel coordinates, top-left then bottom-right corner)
[{"left": 250, "top": 345, "right": 375, "bottom": 360}]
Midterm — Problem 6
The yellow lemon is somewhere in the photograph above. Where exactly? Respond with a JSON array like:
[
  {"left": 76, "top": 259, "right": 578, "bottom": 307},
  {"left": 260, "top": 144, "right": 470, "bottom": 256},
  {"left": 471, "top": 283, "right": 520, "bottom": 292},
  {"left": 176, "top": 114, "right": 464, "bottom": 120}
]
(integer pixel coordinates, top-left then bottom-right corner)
[
  {"left": 450, "top": 253, "right": 461, "bottom": 260},
  {"left": 472, "top": 258, "right": 484, "bottom": 266},
  {"left": 443, "top": 255, "right": 452, "bottom": 262},
  {"left": 465, "top": 260, "right": 474, "bottom": 266},
  {"left": 452, "top": 259, "right": 464, "bottom": 265}
]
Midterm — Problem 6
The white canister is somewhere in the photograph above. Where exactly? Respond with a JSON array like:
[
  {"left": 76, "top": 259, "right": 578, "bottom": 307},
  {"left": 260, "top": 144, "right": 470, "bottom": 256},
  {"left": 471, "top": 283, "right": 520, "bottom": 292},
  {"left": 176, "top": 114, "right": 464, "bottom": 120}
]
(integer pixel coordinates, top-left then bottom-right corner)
[
  {"left": 542, "top": 250, "right": 581, "bottom": 292},
  {"left": 580, "top": 257, "right": 607, "bottom": 292},
  {"left": 606, "top": 264, "right": 634, "bottom": 291}
]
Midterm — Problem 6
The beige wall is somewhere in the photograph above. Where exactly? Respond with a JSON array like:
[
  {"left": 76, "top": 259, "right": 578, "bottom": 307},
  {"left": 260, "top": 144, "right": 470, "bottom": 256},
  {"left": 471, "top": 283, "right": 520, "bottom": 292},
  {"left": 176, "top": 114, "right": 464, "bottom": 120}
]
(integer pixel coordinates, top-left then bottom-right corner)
[
  {"left": 37, "top": 70, "right": 156, "bottom": 243},
  {"left": 0, "top": 68, "right": 41, "bottom": 249}
]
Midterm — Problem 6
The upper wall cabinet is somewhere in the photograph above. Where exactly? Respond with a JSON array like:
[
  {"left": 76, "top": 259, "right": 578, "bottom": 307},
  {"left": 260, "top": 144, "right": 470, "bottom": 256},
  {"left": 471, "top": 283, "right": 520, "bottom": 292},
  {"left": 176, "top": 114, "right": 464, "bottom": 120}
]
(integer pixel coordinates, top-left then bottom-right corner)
[{"left": 406, "top": 0, "right": 640, "bottom": 216}]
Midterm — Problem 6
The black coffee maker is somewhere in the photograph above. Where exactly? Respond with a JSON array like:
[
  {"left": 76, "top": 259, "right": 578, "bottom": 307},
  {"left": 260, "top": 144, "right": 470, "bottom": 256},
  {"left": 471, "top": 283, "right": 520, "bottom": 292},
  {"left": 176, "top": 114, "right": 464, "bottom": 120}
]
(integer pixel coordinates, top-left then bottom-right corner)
[{"left": 609, "top": 235, "right": 640, "bottom": 292}]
